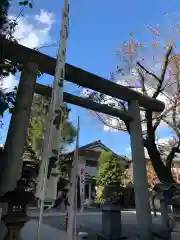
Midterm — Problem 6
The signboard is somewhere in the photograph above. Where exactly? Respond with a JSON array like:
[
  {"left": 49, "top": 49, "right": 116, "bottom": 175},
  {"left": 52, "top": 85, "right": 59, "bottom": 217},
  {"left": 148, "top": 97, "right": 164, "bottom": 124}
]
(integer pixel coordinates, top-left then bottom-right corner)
[
  {"left": 79, "top": 167, "right": 85, "bottom": 210},
  {"left": 79, "top": 167, "right": 85, "bottom": 196}
]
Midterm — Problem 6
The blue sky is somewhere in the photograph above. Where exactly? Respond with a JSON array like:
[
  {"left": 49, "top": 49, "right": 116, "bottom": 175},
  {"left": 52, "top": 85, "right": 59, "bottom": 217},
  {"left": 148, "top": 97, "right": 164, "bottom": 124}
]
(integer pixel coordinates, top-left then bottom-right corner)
[{"left": 1, "top": 0, "right": 180, "bottom": 155}]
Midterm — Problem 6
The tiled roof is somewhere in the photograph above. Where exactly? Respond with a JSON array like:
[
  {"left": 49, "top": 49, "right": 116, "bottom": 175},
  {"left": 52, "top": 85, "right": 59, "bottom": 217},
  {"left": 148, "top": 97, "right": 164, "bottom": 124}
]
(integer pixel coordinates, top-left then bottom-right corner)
[
  {"left": 60, "top": 141, "right": 130, "bottom": 167},
  {"left": 79, "top": 140, "right": 111, "bottom": 151}
]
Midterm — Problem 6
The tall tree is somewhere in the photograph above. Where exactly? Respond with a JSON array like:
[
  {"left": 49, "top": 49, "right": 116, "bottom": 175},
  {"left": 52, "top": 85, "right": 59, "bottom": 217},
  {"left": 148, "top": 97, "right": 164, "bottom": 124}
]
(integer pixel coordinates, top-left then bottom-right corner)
[
  {"left": 83, "top": 22, "right": 180, "bottom": 185},
  {"left": 27, "top": 94, "right": 77, "bottom": 155},
  {"left": 26, "top": 93, "right": 77, "bottom": 178},
  {"left": 97, "top": 151, "right": 127, "bottom": 186},
  {"left": 0, "top": 0, "right": 33, "bottom": 128}
]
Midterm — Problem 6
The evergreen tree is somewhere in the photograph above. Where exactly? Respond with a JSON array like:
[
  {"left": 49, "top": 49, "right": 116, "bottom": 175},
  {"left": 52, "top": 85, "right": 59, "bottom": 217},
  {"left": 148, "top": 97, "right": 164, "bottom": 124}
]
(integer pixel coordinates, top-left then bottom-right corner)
[{"left": 96, "top": 151, "right": 127, "bottom": 202}]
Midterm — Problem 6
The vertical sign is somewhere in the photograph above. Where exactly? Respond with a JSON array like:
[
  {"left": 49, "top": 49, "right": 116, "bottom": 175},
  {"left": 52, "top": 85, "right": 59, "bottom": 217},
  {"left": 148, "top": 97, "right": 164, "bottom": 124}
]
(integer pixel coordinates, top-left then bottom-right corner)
[{"left": 79, "top": 167, "right": 85, "bottom": 211}]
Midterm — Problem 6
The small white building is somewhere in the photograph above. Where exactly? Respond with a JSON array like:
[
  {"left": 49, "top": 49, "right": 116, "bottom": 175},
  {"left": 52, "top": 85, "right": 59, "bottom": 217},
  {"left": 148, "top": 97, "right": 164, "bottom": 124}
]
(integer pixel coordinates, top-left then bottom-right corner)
[
  {"left": 65, "top": 140, "right": 130, "bottom": 205},
  {"left": 35, "top": 140, "right": 130, "bottom": 208}
]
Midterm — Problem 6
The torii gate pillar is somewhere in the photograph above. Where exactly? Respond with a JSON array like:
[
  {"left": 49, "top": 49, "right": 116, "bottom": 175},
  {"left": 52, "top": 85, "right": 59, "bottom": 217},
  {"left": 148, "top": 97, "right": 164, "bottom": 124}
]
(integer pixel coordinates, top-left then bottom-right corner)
[
  {"left": 129, "top": 101, "right": 152, "bottom": 240},
  {"left": 0, "top": 62, "right": 38, "bottom": 196}
]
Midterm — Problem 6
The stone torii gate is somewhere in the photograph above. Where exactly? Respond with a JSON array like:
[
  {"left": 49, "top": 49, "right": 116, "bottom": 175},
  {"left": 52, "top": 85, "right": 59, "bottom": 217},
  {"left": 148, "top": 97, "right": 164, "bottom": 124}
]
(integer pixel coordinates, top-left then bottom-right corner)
[{"left": 1, "top": 36, "right": 165, "bottom": 240}]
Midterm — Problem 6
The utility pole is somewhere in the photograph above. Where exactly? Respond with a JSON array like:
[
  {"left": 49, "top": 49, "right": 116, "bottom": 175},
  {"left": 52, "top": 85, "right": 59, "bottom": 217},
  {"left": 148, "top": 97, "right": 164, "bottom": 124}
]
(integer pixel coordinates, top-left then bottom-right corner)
[{"left": 36, "top": 0, "right": 69, "bottom": 239}]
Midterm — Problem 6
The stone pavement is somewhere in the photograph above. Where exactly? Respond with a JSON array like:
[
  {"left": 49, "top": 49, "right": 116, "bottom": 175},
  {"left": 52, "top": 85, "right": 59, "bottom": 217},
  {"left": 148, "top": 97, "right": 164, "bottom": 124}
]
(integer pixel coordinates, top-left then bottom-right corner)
[
  {"left": 21, "top": 220, "right": 67, "bottom": 240},
  {"left": 25, "top": 210, "right": 180, "bottom": 240},
  {"left": 21, "top": 219, "right": 180, "bottom": 240}
]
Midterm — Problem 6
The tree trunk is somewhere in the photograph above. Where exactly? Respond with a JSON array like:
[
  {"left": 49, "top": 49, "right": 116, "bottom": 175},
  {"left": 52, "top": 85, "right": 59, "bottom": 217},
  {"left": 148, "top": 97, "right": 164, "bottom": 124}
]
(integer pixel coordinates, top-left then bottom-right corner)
[{"left": 146, "top": 142, "right": 174, "bottom": 184}]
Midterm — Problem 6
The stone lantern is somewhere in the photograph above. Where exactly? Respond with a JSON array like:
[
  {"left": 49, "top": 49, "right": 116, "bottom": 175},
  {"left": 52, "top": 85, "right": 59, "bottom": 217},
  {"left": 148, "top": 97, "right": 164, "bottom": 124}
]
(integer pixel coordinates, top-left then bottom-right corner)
[
  {"left": 154, "top": 183, "right": 180, "bottom": 235},
  {"left": 100, "top": 184, "right": 123, "bottom": 240},
  {"left": 0, "top": 180, "right": 34, "bottom": 240}
]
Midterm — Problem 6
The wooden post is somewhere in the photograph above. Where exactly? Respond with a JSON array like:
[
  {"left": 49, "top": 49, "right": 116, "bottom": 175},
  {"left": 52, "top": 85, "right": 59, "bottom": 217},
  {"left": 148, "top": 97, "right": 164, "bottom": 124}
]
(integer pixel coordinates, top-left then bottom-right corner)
[
  {"left": 128, "top": 101, "right": 152, "bottom": 240},
  {"left": 0, "top": 62, "right": 38, "bottom": 195}
]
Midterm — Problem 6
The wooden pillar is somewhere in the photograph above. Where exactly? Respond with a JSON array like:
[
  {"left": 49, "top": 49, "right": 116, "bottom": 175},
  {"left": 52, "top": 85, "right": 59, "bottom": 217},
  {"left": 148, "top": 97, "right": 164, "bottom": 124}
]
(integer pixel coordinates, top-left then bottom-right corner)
[
  {"left": 128, "top": 101, "right": 152, "bottom": 240},
  {"left": 0, "top": 62, "right": 38, "bottom": 195}
]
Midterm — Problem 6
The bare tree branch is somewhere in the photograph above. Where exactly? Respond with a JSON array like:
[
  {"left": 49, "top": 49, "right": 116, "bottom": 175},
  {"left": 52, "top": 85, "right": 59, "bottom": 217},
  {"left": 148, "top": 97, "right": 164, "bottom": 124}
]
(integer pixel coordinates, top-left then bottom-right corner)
[
  {"left": 153, "top": 46, "right": 173, "bottom": 99},
  {"left": 153, "top": 115, "right": 163, "bottom": 132},
  {"left": 137, "top": 67, "right": 147, "bottom": 95},
  {"left": 146, "top": 110, "right": 155, "bottom": 141},
  {"left": 172, "top": 97, "right": 180, "bottom": 137},
  {"left": 94, "top": 112, "right": 126, "bottom": 132},
  {"left": 136, "top": 62, "right": 161, "bottom": 83},
  {"left": 160, "top": 46, "right": 173, "bottom": 80},
  {"left": 83, "top": 42, "right": 178, "bottom": 184},
  {"left": 166, "top": 141, "right": 180, "bottom": 171},
  {"left": 137, "top": 46, "right": 173, "bottom": 99}
]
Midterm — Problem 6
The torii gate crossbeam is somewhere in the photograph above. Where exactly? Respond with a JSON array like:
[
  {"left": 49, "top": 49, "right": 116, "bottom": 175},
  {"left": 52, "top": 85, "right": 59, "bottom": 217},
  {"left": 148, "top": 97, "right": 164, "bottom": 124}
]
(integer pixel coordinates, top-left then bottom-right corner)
[{"left": 1, "top": 36, "right": 164, "bottom": 112}]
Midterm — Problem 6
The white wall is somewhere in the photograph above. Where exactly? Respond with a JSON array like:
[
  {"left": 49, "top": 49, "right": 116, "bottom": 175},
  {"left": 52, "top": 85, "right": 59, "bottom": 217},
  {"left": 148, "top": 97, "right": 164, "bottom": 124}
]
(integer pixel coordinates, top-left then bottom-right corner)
[
  {"left": 78, "top": 155, "right": 98, "bottom": 178},
  {"left": 85, "top": 166, "right": 98, "bottom": 177},
  {"left": 78, "top": 156, "right": 86, "bottom": 176}
]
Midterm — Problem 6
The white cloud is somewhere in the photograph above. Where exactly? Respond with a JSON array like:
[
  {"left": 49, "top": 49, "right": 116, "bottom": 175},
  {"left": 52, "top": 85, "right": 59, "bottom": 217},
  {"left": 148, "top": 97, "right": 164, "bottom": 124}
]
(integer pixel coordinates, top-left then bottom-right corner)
[
  {"left": 12, "top": 11, "right": 54, "bottom": 48},
  {"left": 156, "top": 136, "right": 173, "bottom": 145},
  {"left": 103, "top": 120, "right": 118, "bottom": 132},
  {"left": 125, "top": 147, "right": 131, "bottom": 154},
  {"left": 35, "top": 9, "right": 55, "bottom": 26},
  {"left": 155, "top": 136, "right": 178, "bottom": 159},
  {"left": 1, "top": 75, "right": 17, "bottom": 92},
  {"left": 2, "top": 10, "right": 55, "bottom": 91}
]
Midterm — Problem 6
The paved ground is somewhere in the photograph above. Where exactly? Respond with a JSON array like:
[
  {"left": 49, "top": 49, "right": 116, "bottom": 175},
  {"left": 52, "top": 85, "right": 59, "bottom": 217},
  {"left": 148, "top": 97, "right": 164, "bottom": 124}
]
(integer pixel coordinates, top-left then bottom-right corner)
[
  {"left": 28, "top": 210, "right": 157, "bottom": 239},
  {"left": 21, "top": 220, "right": 67, "bottom": 240},
  {"left": 25, "top": 210, "right": 180, "bottom": 239}
]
